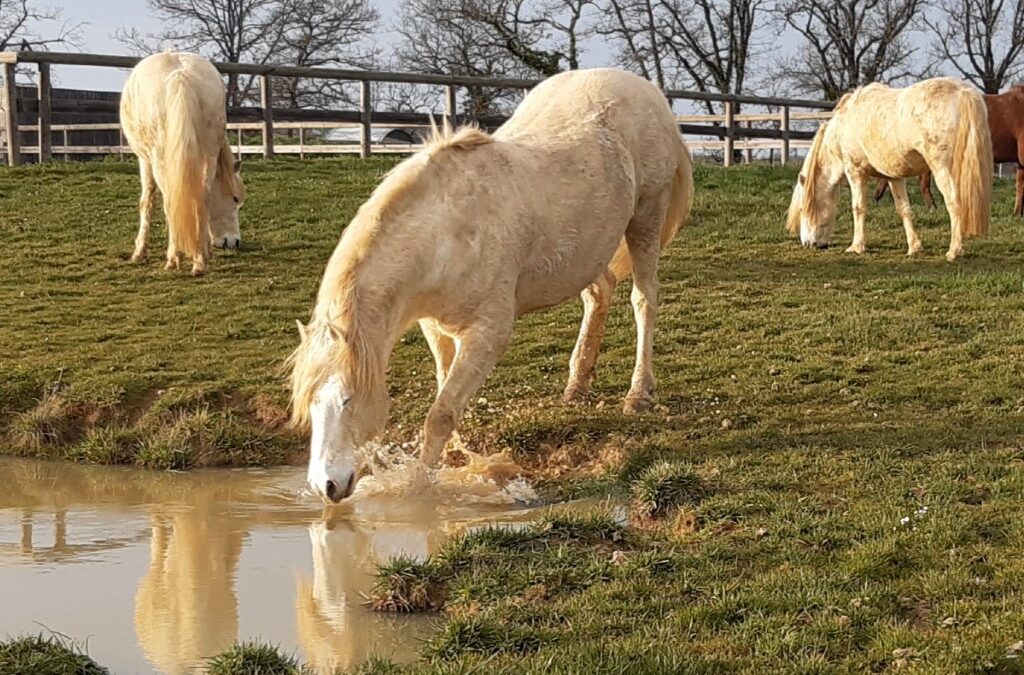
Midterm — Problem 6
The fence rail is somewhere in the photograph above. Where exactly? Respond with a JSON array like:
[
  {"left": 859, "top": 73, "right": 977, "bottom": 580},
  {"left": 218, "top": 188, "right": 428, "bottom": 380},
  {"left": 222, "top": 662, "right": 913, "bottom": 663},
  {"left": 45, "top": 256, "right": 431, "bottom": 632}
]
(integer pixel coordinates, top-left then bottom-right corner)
[{"left": 0, "top": 50, "right": 836, "bottom": 167}]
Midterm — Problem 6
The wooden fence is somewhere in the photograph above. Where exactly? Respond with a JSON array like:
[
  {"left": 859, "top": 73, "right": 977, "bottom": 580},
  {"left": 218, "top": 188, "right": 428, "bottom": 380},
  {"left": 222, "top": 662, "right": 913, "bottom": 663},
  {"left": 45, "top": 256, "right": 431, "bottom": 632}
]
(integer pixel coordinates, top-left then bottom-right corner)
[{"left": 0, "top": 50, "right": 835, "bottom": 167}]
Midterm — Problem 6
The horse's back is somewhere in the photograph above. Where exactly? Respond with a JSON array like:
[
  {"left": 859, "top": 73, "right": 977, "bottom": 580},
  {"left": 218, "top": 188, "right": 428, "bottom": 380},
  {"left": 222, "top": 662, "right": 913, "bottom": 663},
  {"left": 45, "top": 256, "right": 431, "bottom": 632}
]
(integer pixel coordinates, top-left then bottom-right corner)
[
  {"left": 836, "top": 78, "right": 982, "bottom": 175},
  {"left": 496, "top": 69, "right": 683, "bottom": 190},
  {"left": 121, "top": 52, "right": 226, "bottom": 153}
]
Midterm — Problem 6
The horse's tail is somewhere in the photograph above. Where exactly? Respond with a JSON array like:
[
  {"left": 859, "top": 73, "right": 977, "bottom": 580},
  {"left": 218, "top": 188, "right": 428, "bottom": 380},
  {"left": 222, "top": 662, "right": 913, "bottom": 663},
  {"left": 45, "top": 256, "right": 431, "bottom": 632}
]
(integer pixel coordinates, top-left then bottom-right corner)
[
  {"left": 162, "top": 70, "right": 207, "bottom": 260},
  {"left": 610, "top": 139, "right": 693, "bottom": 281},
  {"left": 952, "top": 88, "right": 993, "bottom": 238}
]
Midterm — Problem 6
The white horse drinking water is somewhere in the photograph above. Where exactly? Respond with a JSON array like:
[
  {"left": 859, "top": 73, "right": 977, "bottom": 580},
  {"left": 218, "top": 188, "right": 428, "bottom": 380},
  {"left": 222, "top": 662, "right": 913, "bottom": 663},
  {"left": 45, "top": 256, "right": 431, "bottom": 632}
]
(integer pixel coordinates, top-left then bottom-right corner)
[
  {"left": 290, "top": 68, "right": 693, "bottom": 502},
  {"left": 121, "top": 52, "right": 246, "bottom": 275}
]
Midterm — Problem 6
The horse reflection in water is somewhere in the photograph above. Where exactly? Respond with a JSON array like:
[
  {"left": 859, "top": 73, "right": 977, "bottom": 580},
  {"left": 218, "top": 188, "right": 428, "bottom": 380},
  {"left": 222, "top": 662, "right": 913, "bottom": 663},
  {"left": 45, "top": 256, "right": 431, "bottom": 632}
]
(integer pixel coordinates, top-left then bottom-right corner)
[
  {"left": 296, "top": 513, "right": 443, "bottom": 673},
  {"left": 134, "top": 498, "right": 245, "bottom": 675}
]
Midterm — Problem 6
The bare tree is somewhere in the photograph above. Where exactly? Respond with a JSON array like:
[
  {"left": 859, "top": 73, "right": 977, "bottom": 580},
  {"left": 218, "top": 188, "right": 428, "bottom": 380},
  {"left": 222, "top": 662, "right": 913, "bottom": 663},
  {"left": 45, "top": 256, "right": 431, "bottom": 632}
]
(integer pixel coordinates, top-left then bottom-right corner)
[
  {"left": 655, "top": 0, "right": 770, "bottom": 111},
  {"left": 0, "top": 0, "right": 81, "bottom": 51},
  {"left": 462, "top": 0, "right": 596, "bottom": 76},
  {"left": 395, "top": 0, "right": 534, "bottom": 115},
  {"left": 274, "top": 0, "right": 380, "bottom": 109},
  {"left": 116, "top": 0, "right": 290, "bottom": 105},
  {"left": 777, "top": 0, "right": 926, "bottom": 99},
  {"left": 923, "top": 0, "right": 1024, "bottom": 93},
  {"left": 600, "top": 0, "right": 671, "bottom": 88},
  {"left": 599, "top": 0, "right": 769, "bottom": 108}
]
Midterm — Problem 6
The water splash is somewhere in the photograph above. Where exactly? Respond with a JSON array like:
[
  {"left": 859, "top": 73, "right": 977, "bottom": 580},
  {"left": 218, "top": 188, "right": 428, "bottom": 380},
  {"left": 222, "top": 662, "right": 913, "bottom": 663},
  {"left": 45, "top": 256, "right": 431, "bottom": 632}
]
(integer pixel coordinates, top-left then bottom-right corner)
[{"left": 353, "top": 442, "right": 538, "bottom": 507}]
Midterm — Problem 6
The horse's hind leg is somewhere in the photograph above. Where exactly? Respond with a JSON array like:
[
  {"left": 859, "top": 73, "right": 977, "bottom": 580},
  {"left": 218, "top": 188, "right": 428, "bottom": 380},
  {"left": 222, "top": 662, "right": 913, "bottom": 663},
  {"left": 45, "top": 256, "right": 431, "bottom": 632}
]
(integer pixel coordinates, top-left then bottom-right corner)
[
  {"left": 622, "top": 211, "right": 664, "bottom": 415},
  {"left": 1015, "top": 166, "right": 1024, "bottom": 217},
  {"left": 845, "top": 172, "right": 869, "bottom": 254},
  {"left": 420, "top": 309, "right": 513, "bottom": 467},
  {"left": 563, "top": 268, "right": 616, "bottom": 403},
  {"left": 889, "top": 179, "right": 923, "bottom": 256},
  {"left": 931, "top": 168, "right": 963, "bottom": 261},
  {"left": 919, "top": 171, "right": 936, "bottom": 210},
  {"left": 873, "top": 180, "right": 890, "bottom": 204},
  {"left": 132, "top": 158, "right": 157, "bottom": 263}
]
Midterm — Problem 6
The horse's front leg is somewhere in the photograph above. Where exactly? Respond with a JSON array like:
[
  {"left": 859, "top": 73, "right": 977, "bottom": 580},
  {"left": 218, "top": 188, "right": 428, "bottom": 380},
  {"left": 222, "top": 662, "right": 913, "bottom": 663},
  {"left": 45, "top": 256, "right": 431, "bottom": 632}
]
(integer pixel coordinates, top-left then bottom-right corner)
[
  {"left": 132, "top": 158, "right": 157, "bottom": 262},
  {"left": 845, "top": 173, "right": 869, "bottom": 254},
  {"left": 420, "top": 311, "right": 513, "bottom": 467},
  {"left": 889, "top": 179, "right": 923, "bottom": 256}
]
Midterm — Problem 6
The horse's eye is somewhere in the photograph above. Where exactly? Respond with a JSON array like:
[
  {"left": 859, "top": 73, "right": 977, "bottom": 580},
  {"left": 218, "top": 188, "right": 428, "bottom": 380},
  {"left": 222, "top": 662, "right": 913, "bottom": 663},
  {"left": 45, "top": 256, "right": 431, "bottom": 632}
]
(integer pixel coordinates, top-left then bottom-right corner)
[
  {"left": 233, "top": 196, "right": 240, "bottom": 204},
  {"left": 342, "top": 396, "right": 352, "bottom": 406}
]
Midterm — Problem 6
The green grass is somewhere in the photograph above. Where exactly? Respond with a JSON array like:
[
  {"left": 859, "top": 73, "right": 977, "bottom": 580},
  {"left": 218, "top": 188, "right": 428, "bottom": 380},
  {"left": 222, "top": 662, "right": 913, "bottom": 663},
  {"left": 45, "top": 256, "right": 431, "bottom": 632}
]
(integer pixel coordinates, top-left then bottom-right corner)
[
  {"left": 0, "top": 635, "right": 108, "bottom": 675},
  {"left": 206, "top": 641, "right": 301, "bottom": 675},
  {"left": 5, "top": 157, "right": 1024, "bottom": 670}
]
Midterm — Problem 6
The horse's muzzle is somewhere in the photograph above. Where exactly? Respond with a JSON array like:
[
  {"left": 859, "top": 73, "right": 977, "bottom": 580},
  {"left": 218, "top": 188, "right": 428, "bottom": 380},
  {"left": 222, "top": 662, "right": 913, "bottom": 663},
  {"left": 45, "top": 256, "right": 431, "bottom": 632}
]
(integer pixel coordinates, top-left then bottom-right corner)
[{"left": 324, "top": 473, "right": 356, "bottom": 503}]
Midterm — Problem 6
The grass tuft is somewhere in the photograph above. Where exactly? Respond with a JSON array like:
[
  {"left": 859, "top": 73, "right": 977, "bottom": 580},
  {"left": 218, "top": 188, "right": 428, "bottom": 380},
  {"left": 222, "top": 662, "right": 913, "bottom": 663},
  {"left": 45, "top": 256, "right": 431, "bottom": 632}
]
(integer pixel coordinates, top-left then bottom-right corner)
[
  {"left": 0, "top": 635, "right": 108, "bottom": 675},
  {"left": 423, "top": 617, "right": 544, "bottom": 661},
  {"left": 206, "top": 641, "right": 300, "bottom": 675},
  {"left": 369, "top": 555, "right": 446, "bottom": 612},
  {"left": 630, "top": 460, "right": 706, "bottom": 520},
  {"left": 9, "top": 394, "right": 76, "bottom": 453}
]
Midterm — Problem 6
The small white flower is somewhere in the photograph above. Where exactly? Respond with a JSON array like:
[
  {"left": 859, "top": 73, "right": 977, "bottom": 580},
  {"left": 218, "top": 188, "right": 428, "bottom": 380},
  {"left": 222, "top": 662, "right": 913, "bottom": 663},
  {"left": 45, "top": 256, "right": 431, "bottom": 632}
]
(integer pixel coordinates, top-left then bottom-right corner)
[{"left": 901, "top": 516, "right": 911, "bottom": 525}]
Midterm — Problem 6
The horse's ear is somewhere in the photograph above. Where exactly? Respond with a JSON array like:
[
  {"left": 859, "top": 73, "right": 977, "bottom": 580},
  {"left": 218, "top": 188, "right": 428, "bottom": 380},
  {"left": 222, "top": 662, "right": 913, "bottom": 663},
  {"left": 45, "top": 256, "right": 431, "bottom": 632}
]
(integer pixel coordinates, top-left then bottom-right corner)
[
  {"left": 295, "top": 320, "right": 308, "bottom": 342},
  {"left": 798, "top": 174, "right": 806, "bottom": 187},
  {"left": 233, "top": 159, "right": 242, "bottom": 174},
  {"left": 327, "top": 323, "right": 342, "bottom": 342}
]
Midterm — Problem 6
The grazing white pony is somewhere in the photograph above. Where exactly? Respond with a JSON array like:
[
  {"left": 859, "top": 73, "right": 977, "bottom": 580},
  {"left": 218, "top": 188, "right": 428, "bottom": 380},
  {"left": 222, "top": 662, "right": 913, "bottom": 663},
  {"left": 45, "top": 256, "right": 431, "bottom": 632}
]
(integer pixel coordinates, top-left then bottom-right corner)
[
  {"left": 290, "top": 68, "right": 693, "bottom": 502},
  {"left": 120, "top": 52, "right": 245, "bottom": 275},
  {"left": 787, "top": 78, "right": 992, "bottom": 261}
]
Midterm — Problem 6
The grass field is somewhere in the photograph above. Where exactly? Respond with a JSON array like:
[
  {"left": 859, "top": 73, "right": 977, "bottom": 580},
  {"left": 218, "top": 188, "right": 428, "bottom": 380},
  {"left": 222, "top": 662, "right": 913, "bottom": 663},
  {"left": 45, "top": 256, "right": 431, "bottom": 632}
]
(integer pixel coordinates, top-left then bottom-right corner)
[{"left": 4, "top": 157, "right": 1024, "bottom": 671}]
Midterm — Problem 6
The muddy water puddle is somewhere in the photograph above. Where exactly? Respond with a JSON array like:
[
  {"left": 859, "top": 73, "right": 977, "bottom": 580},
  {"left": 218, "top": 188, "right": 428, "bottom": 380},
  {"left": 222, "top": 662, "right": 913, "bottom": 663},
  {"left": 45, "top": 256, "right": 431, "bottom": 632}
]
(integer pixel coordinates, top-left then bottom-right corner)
[{"left": 0, "top": 457, "right": 551, "bottom": 674}]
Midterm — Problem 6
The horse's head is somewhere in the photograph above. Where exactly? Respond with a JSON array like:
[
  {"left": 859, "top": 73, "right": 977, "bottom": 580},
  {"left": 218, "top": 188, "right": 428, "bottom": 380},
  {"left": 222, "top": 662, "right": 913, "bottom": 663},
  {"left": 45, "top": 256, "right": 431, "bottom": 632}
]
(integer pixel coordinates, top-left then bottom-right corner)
[
  {"left": 291, "top": 320, "right": 389, "bottom": 503},
  {"left": 209, "top": 155, "right": 245, "bottom": 250},
  {"left": 786, "top": 125, "right": 839, "bottom": 249}
]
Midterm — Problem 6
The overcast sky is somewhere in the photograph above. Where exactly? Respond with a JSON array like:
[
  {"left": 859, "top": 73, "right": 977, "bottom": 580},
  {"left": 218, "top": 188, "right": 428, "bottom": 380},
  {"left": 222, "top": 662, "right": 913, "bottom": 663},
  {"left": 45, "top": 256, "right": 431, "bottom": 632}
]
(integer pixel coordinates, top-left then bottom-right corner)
[{"left": 56, "top": 0, "right": 618, "bottom": 91}]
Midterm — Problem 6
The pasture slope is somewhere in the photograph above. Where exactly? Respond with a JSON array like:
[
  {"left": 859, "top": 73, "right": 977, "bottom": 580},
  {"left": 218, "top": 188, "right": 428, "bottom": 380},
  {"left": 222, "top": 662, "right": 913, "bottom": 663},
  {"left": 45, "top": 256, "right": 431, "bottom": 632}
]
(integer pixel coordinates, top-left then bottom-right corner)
[{"left": 3, "top": 158, "right": 1024, "bottom": 672}]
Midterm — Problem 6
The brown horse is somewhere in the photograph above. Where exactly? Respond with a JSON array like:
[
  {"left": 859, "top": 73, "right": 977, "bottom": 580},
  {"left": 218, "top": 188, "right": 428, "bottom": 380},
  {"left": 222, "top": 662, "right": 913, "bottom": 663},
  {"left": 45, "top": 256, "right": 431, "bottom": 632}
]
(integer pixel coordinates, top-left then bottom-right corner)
[{"left": 875, "top": 87, "right": 1024, "bottom": 215}]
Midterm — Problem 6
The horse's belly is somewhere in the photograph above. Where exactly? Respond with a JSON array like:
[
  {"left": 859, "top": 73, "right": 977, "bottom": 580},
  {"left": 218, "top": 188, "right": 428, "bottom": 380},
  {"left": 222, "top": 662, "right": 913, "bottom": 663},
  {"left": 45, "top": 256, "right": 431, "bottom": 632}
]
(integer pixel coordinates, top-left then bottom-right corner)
[{"left": 514, "top": 238, "right": 622, "bottom": 315}]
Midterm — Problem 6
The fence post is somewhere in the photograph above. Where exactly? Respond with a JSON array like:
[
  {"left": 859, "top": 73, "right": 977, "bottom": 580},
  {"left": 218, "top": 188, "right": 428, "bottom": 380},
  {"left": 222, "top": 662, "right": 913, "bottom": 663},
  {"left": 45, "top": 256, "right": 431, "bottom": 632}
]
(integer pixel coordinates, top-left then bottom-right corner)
[
  {"left": 260, "top": 73, "right": 274, "bottom": 159},
  {"left": 445, "top": 84, "right": 457, "bottom": 129},
  {"left": 744, "top": 119, "right": 753, "bottom": 164},
  {"left": 3, "top": 62, "right": 20, "bottom": 166},
  {"left": 723, "top": 100, "right": 734, "bottom": 167},
  {"left": 63, "top": 128, "right": 68, "bottom": 161},
  {"left": 37, "top": 62, "right": 51, "bottom": 163},
  {"left": 237, "top": 128, "right": 243, "bottom": 160},
  {"left": 299, "top": 126, "right": 305, "bottom": 160},
  {"left": 360, "top": 80, "right": 372, "bottom": 159},
  {"left": 780, "top": 106, "right": 791, "bottom": 166}
]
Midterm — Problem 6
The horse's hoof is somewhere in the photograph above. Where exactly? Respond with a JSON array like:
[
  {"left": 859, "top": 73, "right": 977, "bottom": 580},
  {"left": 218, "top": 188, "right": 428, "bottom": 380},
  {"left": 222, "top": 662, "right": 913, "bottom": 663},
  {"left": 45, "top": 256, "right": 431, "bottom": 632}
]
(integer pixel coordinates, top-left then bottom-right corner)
[
  {"left": 946, "top": 250, "right": 962, "bottom": 262},
  {"left": 623, "top": 395, "right": 653, "bottom": 415},
  {"left": 191, "top": 267, "right": 206, "bottom": 277},
  {"left": 845, "top": 244, "right": 865, "bottom": 254},
  {"left": 164, "top": 260, "right": 179, "bottom": 271},
  {"left": 131, "top": 251, "right": 146, "bottom": 263},
  {"left": 561, "top": 387, "right": 590, "bottom": 405},
  {"left": 906, "top": 245, "right": 923, "bottom": 257}
]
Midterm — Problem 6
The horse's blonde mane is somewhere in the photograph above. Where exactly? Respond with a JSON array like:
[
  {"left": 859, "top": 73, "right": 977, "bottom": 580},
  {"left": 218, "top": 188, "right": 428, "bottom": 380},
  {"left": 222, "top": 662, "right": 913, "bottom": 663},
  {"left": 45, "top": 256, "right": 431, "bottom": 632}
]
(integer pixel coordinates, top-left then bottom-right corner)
[
  {"left": 355, "top": 122, "right": 494, "bottom": 224},
  {"left": 787, "top": 121, "right": 832, "bottom": 234}
]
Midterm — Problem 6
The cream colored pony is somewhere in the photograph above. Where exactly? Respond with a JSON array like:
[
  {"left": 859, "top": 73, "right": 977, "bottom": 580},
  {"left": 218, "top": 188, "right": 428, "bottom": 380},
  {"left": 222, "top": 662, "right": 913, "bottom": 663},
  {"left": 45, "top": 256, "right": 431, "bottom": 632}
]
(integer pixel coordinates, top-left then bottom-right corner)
[
  {"left": 787, "top": 78, "right": 992, "bottom": 261},
  {"left": 120, "top": 52, "right": 246, "bottom": 275},
  {"left": 290, "top": 68, "right": 693, "bottom": 502}
]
